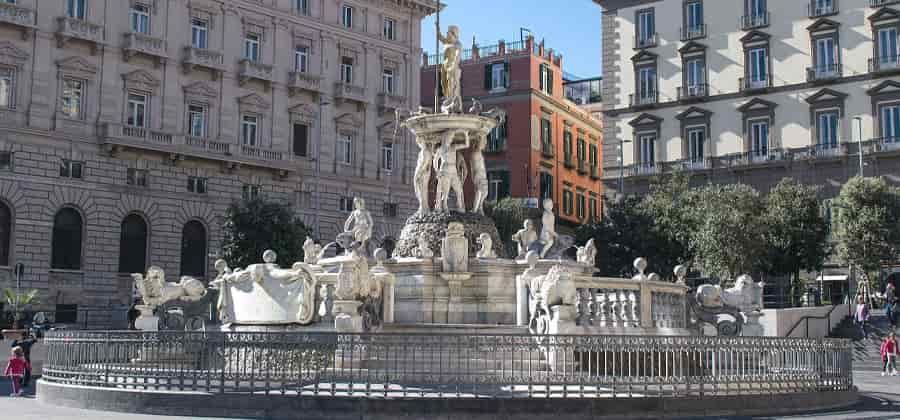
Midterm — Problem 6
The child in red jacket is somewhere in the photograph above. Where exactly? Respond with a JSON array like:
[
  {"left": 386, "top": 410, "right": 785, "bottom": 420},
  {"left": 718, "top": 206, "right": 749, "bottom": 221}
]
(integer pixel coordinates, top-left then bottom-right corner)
[
  {"left": 881, "top": 332, "right": 898, "bottom": 376},
  {"left": 4, "top": 346, "right": 29, "bottom": 396}
]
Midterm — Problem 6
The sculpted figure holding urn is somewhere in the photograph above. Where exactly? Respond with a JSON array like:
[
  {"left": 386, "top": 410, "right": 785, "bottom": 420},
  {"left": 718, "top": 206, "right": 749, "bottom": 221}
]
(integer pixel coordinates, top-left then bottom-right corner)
[{"left": 344, "top": 198, "right": 374, "bottom": 251}]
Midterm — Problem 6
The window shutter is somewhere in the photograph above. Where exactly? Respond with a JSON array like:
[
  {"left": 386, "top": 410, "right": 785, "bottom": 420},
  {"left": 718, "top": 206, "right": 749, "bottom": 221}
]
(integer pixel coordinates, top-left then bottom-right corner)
[
  {"left": 501, "top": 118, "right": 508, "bottom": 138},
  {"left": 539, "top": 65, "right": 545, "bottom": 91},
  {"left": 504, "top": 62, "right": 511, "bottom": 88},
  {"left": 293, "top": 123, "right": 308, "bottom": 157},
  {"left": 499, "top": 171, "right": 510, "bottom": 199},
  {"left": 485, "top": 64, "right": 492, "bottom": 90},
  {"left": 548, "top": 68, "right": 554, "bottom": 94}
]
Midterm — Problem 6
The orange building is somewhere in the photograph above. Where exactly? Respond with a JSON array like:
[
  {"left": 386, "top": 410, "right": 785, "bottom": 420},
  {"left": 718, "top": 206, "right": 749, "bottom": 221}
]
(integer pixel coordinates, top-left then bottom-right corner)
[{"left": 421, "top": 36, "right": 604, "bottom": 227}]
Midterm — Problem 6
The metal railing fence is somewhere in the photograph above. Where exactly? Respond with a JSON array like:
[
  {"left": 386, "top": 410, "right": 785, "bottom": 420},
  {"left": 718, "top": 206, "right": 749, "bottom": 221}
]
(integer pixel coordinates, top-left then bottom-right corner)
[{"left": 41, "top": 331, "right": 852, "bottom": 399}]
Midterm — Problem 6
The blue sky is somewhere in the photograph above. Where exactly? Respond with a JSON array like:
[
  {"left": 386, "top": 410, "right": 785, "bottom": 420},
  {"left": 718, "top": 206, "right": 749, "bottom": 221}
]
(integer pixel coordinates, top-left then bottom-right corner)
[{"left": 421, "top": 0, "right": 603, "bottom": 78}]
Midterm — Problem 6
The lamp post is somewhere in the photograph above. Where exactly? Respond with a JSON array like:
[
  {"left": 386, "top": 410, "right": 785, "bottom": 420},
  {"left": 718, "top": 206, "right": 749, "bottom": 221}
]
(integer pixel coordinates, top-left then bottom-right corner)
[
  {"left": 854, "top": 116, "right": 864, "bottom": 177},
  {"left": 617, "top": 139, "right": 632, "bottom": 197}
]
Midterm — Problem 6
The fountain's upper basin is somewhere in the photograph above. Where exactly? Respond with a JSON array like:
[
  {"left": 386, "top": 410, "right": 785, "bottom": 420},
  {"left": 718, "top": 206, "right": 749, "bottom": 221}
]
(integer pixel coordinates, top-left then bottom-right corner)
[{"left": 404, "top": 113, "right": 498, "bottom": 137}]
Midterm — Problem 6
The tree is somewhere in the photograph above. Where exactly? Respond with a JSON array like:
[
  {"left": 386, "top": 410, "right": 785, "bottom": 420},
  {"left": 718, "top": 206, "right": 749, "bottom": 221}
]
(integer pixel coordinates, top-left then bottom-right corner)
[
  {"left": 3, "top": 288, "right": 39, "bottom": 329},
  {"left": 640, "top": 172, "right": 697, "bottom": 267},
  {"left": 762, "top": 178, "right": 829, "bottom": 281},
  {"left": 221, "top": 198, "right": 313, "bottom": 269},
  {"left": 485, "top": 198, "right": 535, "bottom": 257},
  {"left": 834, "top": 176, "right": 900, "bottom": 297}
]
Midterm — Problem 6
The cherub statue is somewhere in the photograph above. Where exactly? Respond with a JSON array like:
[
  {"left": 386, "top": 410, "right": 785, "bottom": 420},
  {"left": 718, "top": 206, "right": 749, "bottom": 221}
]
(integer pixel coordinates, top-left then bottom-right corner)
[
  {"left": 512, "top": 220, "right": 538, "bottom": 259},
  {"left": 538, "top": 198, "right": 557, "bottom": 258},
  {"left": 132, "top": 266, "right": 207, "bottom": 310},
  {"left": 417, "top": 236, "right": 434, "bottom": 259},
  {"left": 476, "top": 233, "right": 496, "bottom": 259},
  {"left": 576, "top": 238, "right": 597, "bottom": 266},
  {"left": 303, "top": 237, "right": 323, "bottom": 265},
  {"left": 344, "top": 197, "right": 373, "bottom": 252},
  {"left": 438, "top": 25, "right": 463, "bottom": 113}
]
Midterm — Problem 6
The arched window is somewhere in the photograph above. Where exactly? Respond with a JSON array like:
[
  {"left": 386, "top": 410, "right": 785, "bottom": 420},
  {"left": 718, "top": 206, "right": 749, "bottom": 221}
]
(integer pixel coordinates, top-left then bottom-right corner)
[
  {"left": 0, "top": 202, "right": 10, "bottom": 266},
  {"left": 118, "top": 214, "right": 148, "bottom": 274},
  {"left": 51, "top": 207, "right": 83, "bottom": 270},
  {"left": 180, "top": 220, "right": 206, "bottom": 277}
]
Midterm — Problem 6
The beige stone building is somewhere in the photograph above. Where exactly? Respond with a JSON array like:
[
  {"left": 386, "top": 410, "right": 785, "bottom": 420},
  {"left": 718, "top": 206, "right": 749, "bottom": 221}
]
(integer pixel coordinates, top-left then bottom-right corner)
[{"left": 0, "top": 0, "right": 436, "bottom": 326}]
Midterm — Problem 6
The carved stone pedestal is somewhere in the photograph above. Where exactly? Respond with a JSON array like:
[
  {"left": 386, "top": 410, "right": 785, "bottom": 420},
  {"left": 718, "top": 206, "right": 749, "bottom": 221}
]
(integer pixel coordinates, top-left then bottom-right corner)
[
  {"left": 440, "top": 272, "right": 472, "bottom": 324},
  {"left": 743, "top": 311, "right": 764, "bottom": 337},
  {"left": 395, "top": 211, "right": 505, "bottom": 259},
  {"left": 134, "top": 306, "right": 159, "bottom": 331},
  {"left": 333, "top": 300, "right": 363, "bottom": 333}
]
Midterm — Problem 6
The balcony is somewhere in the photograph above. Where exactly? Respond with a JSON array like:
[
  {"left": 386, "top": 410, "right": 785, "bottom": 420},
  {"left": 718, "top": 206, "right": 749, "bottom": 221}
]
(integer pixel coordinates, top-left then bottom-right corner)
[
  {"left": 739, "top": 77, "right": 773, "bottom": 93},
  {"left": 678, "top": 158, "right": 710, "bottom": 171},
  {"left": 804, "top": 143, "right": 845, "bottom": 159},
  {"left": 377, "top": 92, "right": 406, "bottom": 114},
  {"left": 680, "top": 24, "right": 706, "bottom": 41},
  {"left": 541, "top": 142, "right": 554, "bottom": 158},
  {"left": 870, "top": 0, "right": 900, "bottom": 7},
  {"left": 629, "top": 91, "right": 659, "bottom": 108},
  {"left": 746, "top": 148, "right": 784, "bottom": 164},
  {"left": 590, "top": 166, "right": 600, "bottom": 180},
  {"left": 809, "top": 1, "right": 838, "bottom": 17},
  {"left": 486, "top": 137, "right": 506, "bottom": 153},
  {"left": 577, "top": 159, "right": 589, "bottom": 175},
  {"left": 238, "top": 59, "right": 275, "bottom": 89},
  {"left": 807, "top": 64, "right": 842, "bottom": 82},
  {"left": 634, "top": 33, "right": 658, "bottom": 49},
  {"left": 741, "top": 12, "right": 770, "bottom": 30},
  {"left": 182, "top": 46, "right": 225, "bottom": 78},
  {"left": 0, "top": 2, "right": 36, "bottom": 39},
  {"left": 869, "top": 55, "right": 900, "bottom": 74},
  {"left": 334, "top": 82, "right": 367, "bottom": 105},
  {"left": 629, "top": 162, "right": 659, "bottom": 176},
  {"left": 288, "top": 72, "right": 323, "bottom": 96},
  {"left": 677, "top": 84, "right": 709, "bottom": 101},
  {"left": 56, "top": 17, "right": 104, "bottom": 53},
  {"left": 872, "top": 137, "right": 900, "bottom": 152},
  {"left": 563, "top": 155, "right": 575, "bottom": 169},
  {"left": 123, "top": 32, "right": 167, "bottom": 66}
]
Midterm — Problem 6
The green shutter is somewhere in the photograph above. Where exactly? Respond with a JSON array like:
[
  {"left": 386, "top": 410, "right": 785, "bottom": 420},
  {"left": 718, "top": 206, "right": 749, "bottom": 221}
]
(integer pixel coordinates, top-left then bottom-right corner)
[
  {"left": 504, "top": 62, "right": 511, "bottom": 88},
  {"left": 485, "top": 64, "right": 492, "bottom": 90},
  {"left": 548, "top": 68, "right": 554, "bottom": 94},
  {"left": 539, "top": 65, "right": 545, "bottom": 91},
  {"left": 499, "top": 171, "right": 510, "bottom": 199}
]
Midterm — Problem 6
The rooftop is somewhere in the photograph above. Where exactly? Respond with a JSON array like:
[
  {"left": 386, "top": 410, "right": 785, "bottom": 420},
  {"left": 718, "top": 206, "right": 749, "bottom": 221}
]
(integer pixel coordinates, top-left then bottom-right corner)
[{"left": 423, "top": 35, "right": 563, "bottom": 67}]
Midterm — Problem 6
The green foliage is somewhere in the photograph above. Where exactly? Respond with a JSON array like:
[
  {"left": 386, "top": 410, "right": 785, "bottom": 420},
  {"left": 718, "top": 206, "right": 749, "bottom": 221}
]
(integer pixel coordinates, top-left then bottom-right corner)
[
  {"left": 640, "top": 172, "right": 697, "bottom": 267},
  {"left": 485, "top": 198, "right": 536, "bottom": 257},
  {"left": 3, "top": 288, "right": 39, "bottom": 322},
  {"left": 221, "top": 198, "right": 313, "bottom": 269},
  {"left": 761, "top": 178, "right": 829, "bottom": 279},
  {"left": 834, "top": 176, "right": 900, "bottom": 274}
]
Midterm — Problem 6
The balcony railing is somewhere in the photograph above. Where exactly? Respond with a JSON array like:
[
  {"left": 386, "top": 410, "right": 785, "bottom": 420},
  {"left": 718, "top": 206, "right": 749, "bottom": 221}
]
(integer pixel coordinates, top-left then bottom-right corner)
[
  {"left": 334, "top": 82, "right": 367, "bottom": 104},
  {"left": 288, "top": 71, "right": 323, "bottom": 96},
  {"left": 541, "top": 142, "right": 554, "bottom": 158},
  {"left": 590, "top": 165, "right": 600, "bottom": 179},
  {"left": 807, "top": 64, "right": 842, "bottom": 82},
  {"left": 873, "top": 136, "right": 900, "bottom": 152},
  {"left": 563, "top": 155, "right": 575, "bottom": 169},
  {"left": 241, "top": 144, "right": 284, "bottom": 161},
  {"left": 629, "top": 91, "right": 659, "bottom": 107},
  {"left": 741, "top": 12, "right": 770, "bottom": 30},
  {"left": 870, "top": 0, "right": 900, "bottom": 7},
  {"left": 577, "top": 159, "right": 588, "bottom": 174},
  {"left": 0, "top": 2, "right": 36, "bottom": 35},
  {"left": 680, "top": 24, "right": 706, "bottom": 41},
  {"left": 739, "top": 77, "right": 773, "bottom": 92},
  {"left": 238, "top": 59, "right": 275, "bottom": 86},
  {"left": 377, "top": 93, "right": 406, "bottom": 111},
  {"left": 677, "top": 84, "right": 708, "bottom": 101},
  {"left": 746, "top": 148, "right": 784, "bottom": 164},
  {"left": 185, "top": 136, "right": 231, "bottom": 154},
  {"left": 678, "top": 158, "right": 709, "bottom": 171},
  {"left": 809, "top": 0, "right": 838, "bottom": 17},
  {"left": 634, "top": 33, "right": 658, "bottom": 49},
  {"left": 810, "top": 143, "right": 845, "bottom": 158},
  {"left": 869, "top": 55, "right": 900, "bottom": 73},
  {"left": 182, "top": 46, "right": 225, "bottom": 75},
  {"left": 56, "top": 16, "right": 104, "bottom": 50},
  {"left": 630, "top": 162, "right": 659, "bottom": 176},
  {"left": 123, "top": 32, "right": 168, "bottom": 64}
]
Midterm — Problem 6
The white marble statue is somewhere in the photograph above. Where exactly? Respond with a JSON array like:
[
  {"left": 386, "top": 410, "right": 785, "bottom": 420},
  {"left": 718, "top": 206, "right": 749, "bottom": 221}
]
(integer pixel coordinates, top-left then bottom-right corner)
[
  {"left": 417, "top": 236, "right": 434, "bottom": 259},
  {"left": 438, "top": 25, "right": 463, "bottom": 114},
  {"left": 528, "top": 265, "right": 578, "bottom": 335},
  {"left": 303, "top": 237, "right": 323, "bottom": 265},
  {"left": 470, "top": 132, "right": 489, "bottom": 215},
  {"left": 132, "top": 266, "right": 207, "bottom": 311},
  {"left": 441, "top": 222, "right": 469, "bottom": 273},
  {"left": 413, "top": 136, "right": 435, "bottom": 214},
  {"left": 512, "top": 220, "right": 538, "bottom": 259},
  {"left": 538, "top": 198, "right": 557, "bottom": 258},
  {"left": 576, "top": 238, "right": 597, "bottom": 266},
  {"left": 344, "top": 197, "right": 373, "bottom": 251},
  {"left": 631, "top": 257, "right": 659, "bottom": 282},
  {"left": 476, "top": 233, "right": 496, "bottom": 259},
  {"left": 433, "top": 130, "right": 470, "bottom": 212},
  {"left": 723, "top": 275, "right": 765, "bottom": 312}
]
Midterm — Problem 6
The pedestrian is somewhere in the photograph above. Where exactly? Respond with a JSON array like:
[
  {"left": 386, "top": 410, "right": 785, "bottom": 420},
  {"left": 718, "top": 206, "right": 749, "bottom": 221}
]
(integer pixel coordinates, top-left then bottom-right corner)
[
  {"left": 128, "top": 300, "right": 140, "bottom": 330},
  {"left": 10, "top": 331, "right": 37, "bottom": 388},
  {"left": 3, "top": 346, "right": 29, "bottom": 397},
  {"left": 886, "top": 282, "right": 897, "bottom": 327},
  {"left": 856, "top": 296, "right": 870, "bottom": 339},
  {"left": 882, "top": 332, "right": 898, "bottom": 376}
]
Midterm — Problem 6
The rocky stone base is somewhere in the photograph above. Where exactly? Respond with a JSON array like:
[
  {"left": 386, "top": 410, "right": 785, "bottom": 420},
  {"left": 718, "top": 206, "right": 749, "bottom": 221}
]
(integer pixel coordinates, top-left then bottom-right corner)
[{"left": 394, "top": 211, "right": 506, "bottom": 259}]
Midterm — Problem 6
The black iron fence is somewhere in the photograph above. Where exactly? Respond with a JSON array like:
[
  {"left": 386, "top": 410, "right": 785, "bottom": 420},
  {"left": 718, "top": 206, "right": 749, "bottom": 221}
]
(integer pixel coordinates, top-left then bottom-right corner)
[{"left": 41, "top": 331, "right": 852, "bottom": 398}]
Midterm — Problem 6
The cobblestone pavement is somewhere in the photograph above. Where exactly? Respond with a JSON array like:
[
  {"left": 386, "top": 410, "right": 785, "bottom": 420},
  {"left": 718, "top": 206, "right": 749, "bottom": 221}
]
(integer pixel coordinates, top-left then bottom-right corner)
[{"left": 0, "top": 373, "right": 897, "bottom": 419}]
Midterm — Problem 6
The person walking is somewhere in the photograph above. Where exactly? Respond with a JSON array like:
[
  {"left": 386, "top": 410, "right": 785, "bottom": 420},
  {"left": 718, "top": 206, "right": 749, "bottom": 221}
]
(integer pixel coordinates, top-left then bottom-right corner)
[
  {"left": 886, "top": 282, "right": 897, "bottom": 327},
  {"left": 11, "top": 331, "right": 37, "bottom": 389},
  {"left": 856, "top": 296, "right": 871, "bottom": 339},
  {"left": 4, "top": 347, "right": 29, "bottom": 397},
  {"left": 882, "top": 332, "right": 899, "bottom": 376}
]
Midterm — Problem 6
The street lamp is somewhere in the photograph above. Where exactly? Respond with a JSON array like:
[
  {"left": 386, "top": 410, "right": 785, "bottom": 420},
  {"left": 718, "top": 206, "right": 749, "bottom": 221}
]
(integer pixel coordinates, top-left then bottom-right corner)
[
  {"left": 617, "top": 139, "right": 633, "bottom": 197},
  {"left": 853, "top": 116, "right": 864, "bottom": 177}
]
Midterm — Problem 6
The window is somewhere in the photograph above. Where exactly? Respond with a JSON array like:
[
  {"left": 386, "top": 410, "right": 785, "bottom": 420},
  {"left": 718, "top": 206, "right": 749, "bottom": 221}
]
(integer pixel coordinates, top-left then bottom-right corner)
[
  {"left": 881, "top": 104, "right": 900, "bottom": 141},
  {"left": 118, "top": 214, "right": 147, "bottom": 274},
  {"left": 59, "top": 160, "right": 84, "bottom": 179},
  {"left": 487, "top": 62, "right": 509, "bottom": 90},
  {"left": 638, "top": 134, "right": 656, "bottom": 165},
  {"left": 295, "top": 0, "right": 309, "bottom": 15},
  {"left": 487, "top": 170, "right": 509, "bottom": 201},
  {"left": 745, "top": 0, "right": 767, "bottom": 26},
  {"left": 60, "top": 79, "right": 84, "bottom": 119},
  {"left": 66, "top": 0, "right": 86, "bottom": 19},
  {"left": 539, "top": 64, "right": 553, "bottom": 94},
  {"left": 51, "top": 207, "right": 82, "bottom": 270},
  {"left": 126, "top": 168, "right": 149, "bottom": 187},
  {"left": 540, "top": 118, "right": 552, "bottom": 154},
  {"left": 130, "top": 4, "right": 150, "bottom": 34},
  {"left": 0, "top": 151, "right": 11, "bottom": 172},
  {"left": 563, "top": 131, "right": 573, "bottom": 162},
  {"left": 685, "top": 58, "right": 705, "bottom": 92},
  {"left": 589, "top": 144, "right": 598, "bottom": 168},
  {"left": 187, "top": 104, "right": 206, "bottom": 138},
  {"left": 487, "top": 117, "right": 507, "bottom": 151},
  {"left": 383, "top": 17, "right": 396, "bottom": 40},
  {"left": 812, "top": 0, "right": 834, "bottom": 16},
  {"left": 293, "top": 123, "right": 308, "bottom": 157},
  {"left": 814, "top": 37, "right": 838, "bottom": 76},
  {"left": 816, "top": 111, "right": 839, "bottom": 149},
  {"left": 340, "top": 57, "right": 354, "bottom": 84},
  {"left": 684, "top": 1, "right": 703, "bottom": 35},
  {"left": 241, "top": 115, "right": 258, "bottom": 146},
  {"left": 381, "top": 142, "right": 393, "bottom": 171},
  {"left": 337, "top": 134, "right": 352, "bottom": 165},
  {"left": 687, "top": 128, "right": 705, "bottom": 162},
  {"left": 0, "top": 201, "right": 10, "bottom": 266},
  {"left": 339, "top": 196, "right": 353, "bottom": 212},
  {"left": 576, "top": 193, "right": 586, "bottom": 220},
  {"left": 0, "top": 67, "right": 14, "bottom": 109},
  {"left": 637, "top": 66, "right": 657, "bottom": 101},
  {"left": 877, "top": 28, "right": 898, "bottom": 68},
  {"left": 539, "top": 172, "right": 553, "bottom": 201},
  {"left": 342, "top": 5, "right": 354, "bottom": 28},
  {"left": 179, "top": 221, "right": 206, "bottom": 277},
  {"left": 637, "top": 9, "right": 655, "bottom": 46},
  {"left": 750, "top": 120, "right": 770, "bottom": 157},
  {"left": 55, "top": 304, "right": 78, "bottom": 324},
  {"left": 748, "top": 47, "right": 768, "bottom": 86},
  {"left": 187, "top": 176, "right": 207, "bottom": 194},
  {"left": 383, "top": 203, "right": 398, "bottom": 218},
  {"left": 577, "top": 138, "right": 586, "bottom": 165},
  {"left": 244, "top": 33, "right": 260, "bottom": 61},
  {"left": 589, "top": 197, "right": 598, "bottom": 220},
  {"left": 562, "top": 190, "right": 574, "bottom": 216},
  {"left": 191, "top": 18, "right": 208, "bottom": 49},
  {"left": 242, "top": 184, "right": 260, "bottom": 201},
  {"left": 126, "top": 93, "right": 147, "bottom": 128},
  {"left": 295, "top": 46, "right": 308, "bottom": 73},
  {"left": 382, "top": 68, "right": 394, "bottom": 94}
]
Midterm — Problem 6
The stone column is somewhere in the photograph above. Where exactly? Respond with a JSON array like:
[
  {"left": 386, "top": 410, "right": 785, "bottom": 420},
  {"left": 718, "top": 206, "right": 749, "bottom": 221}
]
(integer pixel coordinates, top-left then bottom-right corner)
[{"left": 516, "top": 274, "right": 528, "bottom": 326}]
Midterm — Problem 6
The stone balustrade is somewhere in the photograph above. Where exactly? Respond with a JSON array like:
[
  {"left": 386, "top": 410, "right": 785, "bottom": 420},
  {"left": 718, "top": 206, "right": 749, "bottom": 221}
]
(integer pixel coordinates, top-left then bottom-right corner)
[
  {"left": 182, "top": 46, "right": 225, "bottom": 77},
  {"left": 571, "top": 277, "right": 688, "bottom": 331},
  {"left": 240, "top": 144, "right": 285, "bottom": 162},
  {"left": 185, "top": 136, "right": 231, "bottom": 154},
  {"left": 377, "top": 93, "right": 406, "bottom": 111},
  {"left": 123, "top": 32, "right": 168, "bottom": 65},
  {"left": 56, "top": 17, "right": 104, "bottom": 51},
  {"left": 0, "top": 2, "right": 36, "bottom": 38},
  {"left": 334, "top": 82, "right": 367, "bottom": 104},
  {"left": 239, "top": 59, "right": 275, "bottom": 87},
  {"left": 288, "top": 71, "right": 323, "bottom": 96}
]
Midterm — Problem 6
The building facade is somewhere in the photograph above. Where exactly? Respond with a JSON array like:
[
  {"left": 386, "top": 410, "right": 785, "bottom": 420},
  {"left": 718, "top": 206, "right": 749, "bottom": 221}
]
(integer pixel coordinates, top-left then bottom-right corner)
[
  {"left": 0, "top": 0, "right": 436, "bottom": 326},
  {"left": 595, "top": 0, "right": 900, "bottom": 199},
  {"left": 421, "top": 37, "right": 604, "bottom": 227}
]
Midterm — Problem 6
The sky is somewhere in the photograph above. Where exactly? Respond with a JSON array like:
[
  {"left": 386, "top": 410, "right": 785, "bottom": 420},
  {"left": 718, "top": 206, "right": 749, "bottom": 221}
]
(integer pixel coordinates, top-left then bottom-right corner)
[{"left": 421, "top": 0, "right": 603, "bottom": 79}]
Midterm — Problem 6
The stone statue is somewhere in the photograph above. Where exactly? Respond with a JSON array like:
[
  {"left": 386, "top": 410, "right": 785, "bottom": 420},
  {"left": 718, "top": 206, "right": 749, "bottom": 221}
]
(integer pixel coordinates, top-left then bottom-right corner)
[
  {"left": 417, "top": 235, "right": 434, "bottom": 259},
  {"left": 433, "top": 130, "right": 470, "bottom": 212},
  {"left": 470, "top": 132, "right": 489, "bottom": 215},
  {"left": 441, "top": 222, "right": 469, "bottom": 273},
  {"left": 723, "top": 275, "right": 765, "bottom": 312},
  {"left": 512, "top": 220, "right": 538, "bottom": 259},
  {"left": 631, "top": 257, "right": 659, "bottom": 281},
  {"left": 528, "top": 265, "right": 578, "bottom": 335},
  {"left": 538, "top": 199, "right": 557, "bottom": 258},
  {"left": 132, "top": 267, "right": 207, "bottom": 311},
  {"left": 691, "top": 283, "right": 745, "bottom": 337},
  {"left": 303, "top": 237, "right": 322, "bottom": 265},
  {"left": 476, "top": 233, "right": 496, "bottom": 259},
  {"left": 576, "top": 238, "right": 597, "bottom": 266},
  {"left": 437, "top": 25, "right": 463, "bottom": 114},
  {"left": 413, "top": 136, "right": 434, "bottom": 214},
  {"left": 344, "top": 197, "right": 373, "bottom": 251}
]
